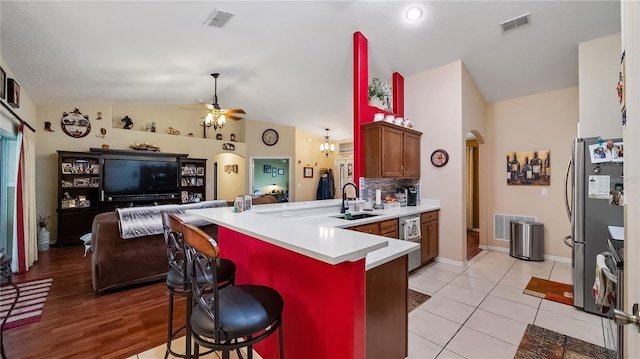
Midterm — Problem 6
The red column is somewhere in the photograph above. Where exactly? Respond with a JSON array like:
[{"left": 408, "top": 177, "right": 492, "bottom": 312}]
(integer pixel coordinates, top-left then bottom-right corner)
[
  {"left": 392, "top": 72, "right": 404, "bottom": 117},
  {"left": 353, "top": 31, "right": 368, "bottom": 186}
]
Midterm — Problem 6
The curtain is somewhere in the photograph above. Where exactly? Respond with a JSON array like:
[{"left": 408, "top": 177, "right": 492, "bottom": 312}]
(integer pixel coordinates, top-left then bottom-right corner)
[
  {"left": 466, "top": 146, "right": 474, "bottom": 230},
  {"left": 12, "top": 124, "right": 37, "bottom": 273}
]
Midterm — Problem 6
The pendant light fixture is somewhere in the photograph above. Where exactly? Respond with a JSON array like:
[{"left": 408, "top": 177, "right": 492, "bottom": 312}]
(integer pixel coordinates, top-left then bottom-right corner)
[{"left": 320, "top": 128, "right": 335, "bottom": 157}]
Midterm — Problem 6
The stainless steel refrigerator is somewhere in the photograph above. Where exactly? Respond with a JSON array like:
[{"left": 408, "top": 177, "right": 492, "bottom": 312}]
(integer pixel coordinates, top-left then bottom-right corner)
[{"left": 565, "top": 137, "right": 624, "bottom": 315}]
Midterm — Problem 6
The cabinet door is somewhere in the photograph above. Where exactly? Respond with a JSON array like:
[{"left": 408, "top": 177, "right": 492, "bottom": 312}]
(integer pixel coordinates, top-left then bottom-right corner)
[
  {"left": 57, "top": 208, "right": 99, "bottom": 246},
  {"left": 427, "top": 219, "right": 439, "bottom": 260},
  {"left": 402, "top": 132, "right": 421, "bottom": 178},
  {"left": 380, "top": 126, "right": 404, "bottom": 177},
  {"left": 420, "top": 222, "right": 430, "bottom": 263},
  {"left": 379, "top": 218, "right": 398, "bottom": 237}
]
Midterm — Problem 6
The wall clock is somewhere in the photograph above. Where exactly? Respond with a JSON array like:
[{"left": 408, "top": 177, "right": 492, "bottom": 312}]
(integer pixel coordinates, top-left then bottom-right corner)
[
  {"left": 430, "top": 149, "right": 449, "bottom": 167},
  {"left": 262, "top": 128, "right": 279, "bottom": 146}
]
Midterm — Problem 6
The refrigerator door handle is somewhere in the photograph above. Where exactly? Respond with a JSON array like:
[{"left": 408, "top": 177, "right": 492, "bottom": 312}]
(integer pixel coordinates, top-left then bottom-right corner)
[
  {"left": 564, "top": 156, "right": 572, "bottom": 221},
  {"left": 564, "top": 235, "right": 573, "bottom": 248}
]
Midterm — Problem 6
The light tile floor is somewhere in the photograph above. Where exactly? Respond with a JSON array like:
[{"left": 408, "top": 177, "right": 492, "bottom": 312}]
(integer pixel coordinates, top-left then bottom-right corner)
[
  {"left": 130, "top": 250, "right": 606, "bottom": 359},
  {"left": 408, "top": 249, "right": 611, "bottom": 359}
]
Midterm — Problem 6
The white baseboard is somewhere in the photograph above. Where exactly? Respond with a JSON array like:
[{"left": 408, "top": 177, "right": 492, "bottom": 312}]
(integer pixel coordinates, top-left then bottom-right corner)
[
  {"left": 436, "top": 256, "right": 466, "bottom": 268},
  {"left": 479, "top": 245, "right": 571, "bottom": 263}
]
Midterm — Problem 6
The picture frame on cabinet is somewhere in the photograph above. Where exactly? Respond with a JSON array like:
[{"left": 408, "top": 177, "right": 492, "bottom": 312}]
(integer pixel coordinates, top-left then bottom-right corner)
[
  {"left": 73, "top": 160, "right": 90, "bottom": 174},
  {"left": 196, "top": 178, "right": 203, "bottom": 186},
  {"left": 61, "top": 162, "right": 73, "bottom": 174},
  {"left": 304, "top": 167, "right": 313, "bottom": 178},
  {"left": 196, "top": 167, "right": 205, "bottom": 176},
  {"left": 190, "top": 177, "right": 197, "bottom": 186},
  {"left": 181, "top": 191, "right": 188, "bottom": 204},
  {"left": 90, "top": 177, "right": 100, "bottom": 187},
  {"left": 181, "top": 178, "right": 187, "bottom": 186},
  {"left": 73, "top": 177, "right": 90, "bottom": 187}
]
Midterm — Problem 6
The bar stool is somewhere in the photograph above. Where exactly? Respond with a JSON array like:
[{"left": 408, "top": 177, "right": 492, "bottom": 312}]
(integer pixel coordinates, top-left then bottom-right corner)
[
  {"left": 161, "top": 212, "right": 236, "bottom": 359},
  {"left": 182, "top": 223, "right": 284, "bottom": 359}
]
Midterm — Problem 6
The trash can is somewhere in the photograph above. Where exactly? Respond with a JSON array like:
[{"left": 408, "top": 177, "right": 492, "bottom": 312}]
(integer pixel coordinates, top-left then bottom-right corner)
[{"left": 509, "top": 220, "right": 544, "bottom": 261}]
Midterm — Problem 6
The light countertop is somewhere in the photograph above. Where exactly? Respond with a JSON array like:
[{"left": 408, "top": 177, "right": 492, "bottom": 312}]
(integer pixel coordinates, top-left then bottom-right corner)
[{"left": 188, "top": 199, "right": 440, "bottom": 270}]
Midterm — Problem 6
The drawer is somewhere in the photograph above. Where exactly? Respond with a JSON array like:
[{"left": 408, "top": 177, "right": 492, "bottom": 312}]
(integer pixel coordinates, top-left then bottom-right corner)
[
  {"left": 382, "top": 231, "right": 398, "bottom": 239},
  {"left": 379, "top": 219, "right": 398, "bottom": 235},
  {"left": 421, "top": 211, "right": 438, "bottom": 223},
  {"left": 350, "top": 223, "right": 379, "bottom": 235}
]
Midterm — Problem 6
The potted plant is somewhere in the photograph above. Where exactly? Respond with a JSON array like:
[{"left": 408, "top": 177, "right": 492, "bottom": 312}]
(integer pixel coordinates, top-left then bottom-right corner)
[
  {"left": 37, "top": 214, "right": 50, "bottom": 251},
  {"left": 368, "top": 77, "right": 386, "bottom": 109},
  {"left": 368, "top": 77, "right": 392, "bottom": 110}
]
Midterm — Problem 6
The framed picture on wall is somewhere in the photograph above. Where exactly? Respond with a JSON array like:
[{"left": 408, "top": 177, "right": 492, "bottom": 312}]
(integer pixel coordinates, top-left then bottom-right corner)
[
  {"left": 263, "top": 165, "right": 271, "bottom": 173},
  {"left": 304, "top": 167, "right": 313, "bottom": 178},
  {"left": 0, "top": 66, "right": 6, "bottom": 100},
  {"left": 278, "top": 168, "right": 284, "bottom": 175},
  {"left": 272, "top": 171, "right": 277, "bottom": 177}
]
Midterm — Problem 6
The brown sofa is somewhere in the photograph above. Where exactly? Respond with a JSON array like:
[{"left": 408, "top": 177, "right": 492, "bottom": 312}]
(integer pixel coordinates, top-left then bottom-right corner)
[{"left": 90, "top": 211, "right": 218, "bottom": 293}]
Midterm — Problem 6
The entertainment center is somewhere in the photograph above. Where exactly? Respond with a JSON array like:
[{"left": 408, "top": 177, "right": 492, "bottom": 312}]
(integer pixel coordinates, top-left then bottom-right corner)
[{"left": 56, "top": 148, "right": 207, "bottom": 246}]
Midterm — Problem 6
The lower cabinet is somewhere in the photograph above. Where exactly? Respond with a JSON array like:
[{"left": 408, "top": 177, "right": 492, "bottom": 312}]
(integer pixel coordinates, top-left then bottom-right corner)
[
  {"left": 420, "top": 211, "right": 439, "bottom": 265},
  {"left": 56, "top": 208, "right": 100, "bottom": 247}
]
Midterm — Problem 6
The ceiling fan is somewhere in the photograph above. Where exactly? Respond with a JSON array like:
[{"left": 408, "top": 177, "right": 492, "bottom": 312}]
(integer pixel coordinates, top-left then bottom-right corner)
[{"left": 202, "top": 73, "right": 246, "bottom": 129}]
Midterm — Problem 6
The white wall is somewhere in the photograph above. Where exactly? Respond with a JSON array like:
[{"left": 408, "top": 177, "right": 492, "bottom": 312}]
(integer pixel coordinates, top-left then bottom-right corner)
[
  {"left": 579, "top": 33, "right": 622, "bottom": 139},
  {"left": 406, "top": 61, "right": 465, "bottom": 263}
]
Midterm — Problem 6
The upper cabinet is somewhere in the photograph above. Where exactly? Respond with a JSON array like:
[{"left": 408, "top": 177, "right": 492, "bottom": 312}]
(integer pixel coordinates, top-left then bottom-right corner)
[{"left": 362, "top": 121, "right": 422, "bottom": 179}]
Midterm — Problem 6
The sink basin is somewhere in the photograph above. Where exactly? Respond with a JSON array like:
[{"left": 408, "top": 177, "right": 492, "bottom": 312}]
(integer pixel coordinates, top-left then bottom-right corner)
[{"left": 331, "top": 213, "right": 380, "bottom": 221}]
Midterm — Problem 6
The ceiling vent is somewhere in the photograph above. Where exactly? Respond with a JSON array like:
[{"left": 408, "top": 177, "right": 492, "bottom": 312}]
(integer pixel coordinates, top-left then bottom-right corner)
[
  {"left": 204, "top": 9, "right": 235, "bottom": 28},
  {"left": 500, "top": 13, "right": 530, "bottom": 32}
]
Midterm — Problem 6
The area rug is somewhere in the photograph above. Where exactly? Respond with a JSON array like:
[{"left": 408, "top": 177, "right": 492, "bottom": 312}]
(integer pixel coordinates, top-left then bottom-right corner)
[
  {"left": 524, "top": 277, "right": 573, "bottom": 306},
  {"left": 408, "top": 289, "right": 430, "bottom": 312},
  {"left": 514, "top": 324, "right": 614, "bottom": 359},
  {"left": 1, "top": 277, "right": 53, "bottom": 329}
]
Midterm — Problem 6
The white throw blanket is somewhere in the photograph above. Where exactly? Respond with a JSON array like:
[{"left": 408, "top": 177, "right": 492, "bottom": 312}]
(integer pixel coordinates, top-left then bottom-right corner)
[
  {"left": 116, "top": 200, "right": 227, "bottom": 239},
  {"left": 404, "top": 217, "right": 421, "bottom": 241}
]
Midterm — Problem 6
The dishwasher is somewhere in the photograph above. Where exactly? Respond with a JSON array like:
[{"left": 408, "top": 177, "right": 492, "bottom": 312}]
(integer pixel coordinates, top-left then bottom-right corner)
[{"left": 399, "top": 215, "right": 421, "bottom": 271}]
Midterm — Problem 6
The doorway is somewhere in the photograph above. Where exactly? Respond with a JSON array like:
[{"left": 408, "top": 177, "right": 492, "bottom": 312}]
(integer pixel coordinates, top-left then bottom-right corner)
[
  {"left": 250, "top": 157, "right": 292, "bottom": 202},
  {"left": 466, "top": 132, "right": 481, "bottom": 260}
]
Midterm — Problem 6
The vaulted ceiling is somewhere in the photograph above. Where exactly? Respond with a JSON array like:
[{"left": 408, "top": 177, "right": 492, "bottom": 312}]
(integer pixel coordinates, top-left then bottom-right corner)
[{"left": 0, "top": 1, "right": 621, "bottom": 140}]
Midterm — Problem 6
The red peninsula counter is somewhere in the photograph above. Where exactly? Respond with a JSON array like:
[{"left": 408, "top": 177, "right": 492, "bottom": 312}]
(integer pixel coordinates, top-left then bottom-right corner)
[{"left": 189, "top": 199, "right": 439, "bottom": 359}]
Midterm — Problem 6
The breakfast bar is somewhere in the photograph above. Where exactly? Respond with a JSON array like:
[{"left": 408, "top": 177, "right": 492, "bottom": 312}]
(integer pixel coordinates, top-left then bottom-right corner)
[{"left": 189, "top": 199, "right": 440, "bottom": 359}]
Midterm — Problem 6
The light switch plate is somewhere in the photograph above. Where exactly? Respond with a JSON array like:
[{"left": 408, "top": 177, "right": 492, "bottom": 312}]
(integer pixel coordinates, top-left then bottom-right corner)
[{"left": 541, "top": 188, "right": 548, "bottom": 196}]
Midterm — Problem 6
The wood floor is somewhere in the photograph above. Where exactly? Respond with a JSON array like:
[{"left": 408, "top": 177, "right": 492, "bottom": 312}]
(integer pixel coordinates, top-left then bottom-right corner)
[{"left": 3, "top": 246, "right": 176, "bottom": 359}]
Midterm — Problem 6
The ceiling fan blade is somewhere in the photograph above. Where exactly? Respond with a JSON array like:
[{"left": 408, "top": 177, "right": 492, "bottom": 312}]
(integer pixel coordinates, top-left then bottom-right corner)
[
  {"left": 224, "top": 114, "right": 244, "bottom": 121},
  {"left": 179, "top": 106, "right": 201, "bottom": 111},
  {"left": 224, "top": 109, "right": 246, "bottom": 114},
  {"left": 204, "top": 103, "right": 214, "bottom": 110}
]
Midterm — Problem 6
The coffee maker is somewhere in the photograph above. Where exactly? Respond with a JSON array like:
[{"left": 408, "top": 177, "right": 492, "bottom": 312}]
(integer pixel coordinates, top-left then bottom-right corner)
[{"left": 405, "top": 186, "right": 417, "bottom": 206}]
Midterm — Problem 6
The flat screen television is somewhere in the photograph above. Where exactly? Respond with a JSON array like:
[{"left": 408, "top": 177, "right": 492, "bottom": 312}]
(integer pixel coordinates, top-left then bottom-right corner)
[{"left": 103, "top": 158, "right": 179, "bottom": 200}]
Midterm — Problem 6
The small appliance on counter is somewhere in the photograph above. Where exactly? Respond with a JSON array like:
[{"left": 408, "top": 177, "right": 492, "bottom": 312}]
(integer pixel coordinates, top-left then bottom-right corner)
[{"left": 405, "top": 186, "right": 417, "bottom": 206}]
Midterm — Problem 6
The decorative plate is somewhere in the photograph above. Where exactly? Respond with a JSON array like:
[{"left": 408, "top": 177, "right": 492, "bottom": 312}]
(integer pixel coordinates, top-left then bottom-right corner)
[
  {"left": 61, "top": 108, "right": 91, "bottom": 138},
  {"left": 430, "top": 149, "right": 449, "bottom": 167}
]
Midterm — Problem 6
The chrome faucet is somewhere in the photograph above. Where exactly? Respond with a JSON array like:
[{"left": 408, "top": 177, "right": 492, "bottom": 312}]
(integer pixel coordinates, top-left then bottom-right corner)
[{"left": 341, "top": 182, "right": 358, "bottom": 214}]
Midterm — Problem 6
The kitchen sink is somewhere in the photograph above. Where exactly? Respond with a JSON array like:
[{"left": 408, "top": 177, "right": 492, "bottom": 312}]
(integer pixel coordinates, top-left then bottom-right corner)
[{"left": 331, "top": 213, "right": 380, "bottom": 220}]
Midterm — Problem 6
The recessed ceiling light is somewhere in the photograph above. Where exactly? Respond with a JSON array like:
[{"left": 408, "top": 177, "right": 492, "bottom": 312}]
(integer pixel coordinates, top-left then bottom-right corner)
[{"left": 405, "top": 7, "right": 423, "bottom": 21}]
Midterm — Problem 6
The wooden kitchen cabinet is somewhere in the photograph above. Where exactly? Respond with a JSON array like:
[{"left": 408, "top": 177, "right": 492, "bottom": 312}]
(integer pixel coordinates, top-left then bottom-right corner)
[
  {"left": 420, "top": 211, "right": 439, "bottom": 265},
  {"left": 362, "top": 121, "right": 422, "bottom": 179}
]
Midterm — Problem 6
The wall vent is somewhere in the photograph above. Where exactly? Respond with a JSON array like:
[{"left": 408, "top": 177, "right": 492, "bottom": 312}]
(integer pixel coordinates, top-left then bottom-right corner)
[
  {"left": 493, "top": 213, "right": 537, "bottom": 241},
  {"left": 204, "top": 9, "right": 235, "bottom": 28},
  {"left": 500, "top": 13, "right": 531, "bottom": 32}
]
